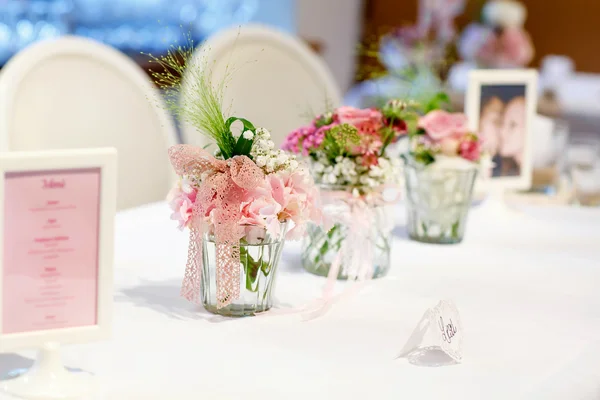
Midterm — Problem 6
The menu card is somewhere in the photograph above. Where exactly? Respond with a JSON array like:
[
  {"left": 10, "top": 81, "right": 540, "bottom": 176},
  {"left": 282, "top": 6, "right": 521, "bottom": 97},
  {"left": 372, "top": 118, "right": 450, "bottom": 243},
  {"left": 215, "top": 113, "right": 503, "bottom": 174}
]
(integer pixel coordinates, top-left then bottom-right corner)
[{"left": 2, "top": 168, "right": 101, "bottom": 334}]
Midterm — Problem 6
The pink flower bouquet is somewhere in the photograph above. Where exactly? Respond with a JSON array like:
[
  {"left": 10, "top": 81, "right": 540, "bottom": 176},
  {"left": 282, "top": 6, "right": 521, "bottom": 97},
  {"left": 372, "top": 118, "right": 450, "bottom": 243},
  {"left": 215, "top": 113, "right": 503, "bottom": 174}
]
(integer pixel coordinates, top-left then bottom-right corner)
[
  {"left": 283, "top": 100, "right": 418, "bottom": 191},
  {"left": 283, "top": 100, "right": 418, "bottom": 281},
  {"left": 150, "top": 43, "right": 321, "bottom": 317}
]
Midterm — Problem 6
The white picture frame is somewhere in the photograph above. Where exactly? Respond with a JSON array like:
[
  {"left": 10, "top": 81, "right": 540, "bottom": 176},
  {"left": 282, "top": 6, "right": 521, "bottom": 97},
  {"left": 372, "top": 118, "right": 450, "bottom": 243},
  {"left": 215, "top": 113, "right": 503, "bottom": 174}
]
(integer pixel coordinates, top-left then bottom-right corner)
[
  {"left": 466, "top": 69, "right": 538, "bottom": 191},
  {"left": 0, "top": 148, "right": 117, "bottom": 351}
]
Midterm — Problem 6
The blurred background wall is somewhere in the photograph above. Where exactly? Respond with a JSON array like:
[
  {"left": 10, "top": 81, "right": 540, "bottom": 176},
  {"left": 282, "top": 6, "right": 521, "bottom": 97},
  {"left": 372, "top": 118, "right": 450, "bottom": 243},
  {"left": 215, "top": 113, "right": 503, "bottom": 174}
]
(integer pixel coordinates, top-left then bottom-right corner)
[
  {"left": 363, "top": 0, "right": 600, "bottom": 72},
  {"left": 0, "top": 0, "right": 599, "bottom": 104}
]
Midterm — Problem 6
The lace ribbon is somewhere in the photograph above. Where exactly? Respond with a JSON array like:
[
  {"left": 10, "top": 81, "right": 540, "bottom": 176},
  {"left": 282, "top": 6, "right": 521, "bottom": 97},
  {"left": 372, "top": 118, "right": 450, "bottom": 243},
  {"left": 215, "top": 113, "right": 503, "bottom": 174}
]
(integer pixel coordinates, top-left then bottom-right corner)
[{"left": 168, "top": 144, "right": 264, "bottom": 308}]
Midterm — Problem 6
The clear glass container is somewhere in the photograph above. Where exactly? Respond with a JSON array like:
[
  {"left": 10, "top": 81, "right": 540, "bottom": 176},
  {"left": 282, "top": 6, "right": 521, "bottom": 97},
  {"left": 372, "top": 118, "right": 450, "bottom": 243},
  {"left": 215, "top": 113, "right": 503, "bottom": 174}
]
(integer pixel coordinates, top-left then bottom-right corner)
[
  {"left": 566, "top": 137, "right": 600, "bottom": 206},
  {"left": 404, "top": 162, "right": 478, "bottom": 244},
  {"left": 201, "top": 223, "right": 287, "bottom": 317},
  {"left": 302, "top": 184, "right": 392, "bottom": 280}
]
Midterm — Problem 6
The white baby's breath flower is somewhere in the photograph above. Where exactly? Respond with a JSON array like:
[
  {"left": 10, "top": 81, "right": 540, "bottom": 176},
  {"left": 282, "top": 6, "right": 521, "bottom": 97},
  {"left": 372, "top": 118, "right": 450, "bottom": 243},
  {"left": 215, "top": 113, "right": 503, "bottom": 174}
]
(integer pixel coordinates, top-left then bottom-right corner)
[
  {"left": 313, "top": 162, "right": 325, "bottom": 173},
  {"left": 256, "top": 156, "right": 267, "bottom": 167},
  {"left": 242, "top": 130, "right": 254, "bottom": 140},
  {"left": 256, "top": 127, "right": 271, "bottom": 139},
  {"left": 325, "top": 173, "right": 338, "bottom": 184}
]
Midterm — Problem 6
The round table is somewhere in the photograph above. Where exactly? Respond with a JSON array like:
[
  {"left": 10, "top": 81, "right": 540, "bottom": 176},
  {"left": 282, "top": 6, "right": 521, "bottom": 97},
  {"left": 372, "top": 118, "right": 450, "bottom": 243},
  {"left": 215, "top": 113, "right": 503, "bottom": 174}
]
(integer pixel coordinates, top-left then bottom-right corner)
[{"left": 1, "top": 201, "right": 599, "bottom": 399}]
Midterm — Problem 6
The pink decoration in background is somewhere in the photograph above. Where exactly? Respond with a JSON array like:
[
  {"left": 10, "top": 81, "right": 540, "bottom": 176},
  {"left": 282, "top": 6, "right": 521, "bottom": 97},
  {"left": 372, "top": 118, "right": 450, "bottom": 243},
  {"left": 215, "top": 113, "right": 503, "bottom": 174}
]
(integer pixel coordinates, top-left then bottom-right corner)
[
  {"left": 459, "top": 24, "right": 534, "bottom": 68},
  {"left": 2, "top": 169, "right": 101, "bottom": 334},
  {"left": 418, "top": 0, "right": 466, "bottom": 43}
]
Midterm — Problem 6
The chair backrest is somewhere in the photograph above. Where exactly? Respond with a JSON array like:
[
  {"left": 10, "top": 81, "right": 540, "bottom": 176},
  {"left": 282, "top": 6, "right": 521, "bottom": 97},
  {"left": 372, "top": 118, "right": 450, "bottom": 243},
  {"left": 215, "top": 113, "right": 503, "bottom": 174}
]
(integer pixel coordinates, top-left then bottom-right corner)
[
  {"left": 0, "top": 36, "right": 178, "bottom": 210},
  {"left": 180, "top": 24, "right": 342, "bottom": 148}
]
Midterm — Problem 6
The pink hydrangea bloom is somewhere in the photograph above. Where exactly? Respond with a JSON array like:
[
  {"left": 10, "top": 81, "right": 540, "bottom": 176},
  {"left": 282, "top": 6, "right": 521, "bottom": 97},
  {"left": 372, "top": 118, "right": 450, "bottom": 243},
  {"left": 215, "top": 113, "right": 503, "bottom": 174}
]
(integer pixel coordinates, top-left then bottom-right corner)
[{"left": 167, "top": 178, "right": 197, "bottom": 229}]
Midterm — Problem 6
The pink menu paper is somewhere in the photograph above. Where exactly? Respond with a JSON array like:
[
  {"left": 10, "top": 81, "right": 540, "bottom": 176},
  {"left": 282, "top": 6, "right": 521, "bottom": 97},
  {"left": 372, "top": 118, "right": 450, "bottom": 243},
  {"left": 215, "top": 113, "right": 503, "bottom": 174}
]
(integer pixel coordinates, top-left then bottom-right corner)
[{"left": 2, "top": 168, "right": 101, "bottom": 334}]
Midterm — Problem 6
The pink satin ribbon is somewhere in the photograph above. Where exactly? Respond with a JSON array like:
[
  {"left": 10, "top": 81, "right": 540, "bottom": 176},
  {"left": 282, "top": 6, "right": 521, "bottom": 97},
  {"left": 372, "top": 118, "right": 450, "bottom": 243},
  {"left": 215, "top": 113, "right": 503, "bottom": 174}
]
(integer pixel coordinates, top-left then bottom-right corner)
[{"left": 168, "top": 144, "right": 264, "bottom": 309}]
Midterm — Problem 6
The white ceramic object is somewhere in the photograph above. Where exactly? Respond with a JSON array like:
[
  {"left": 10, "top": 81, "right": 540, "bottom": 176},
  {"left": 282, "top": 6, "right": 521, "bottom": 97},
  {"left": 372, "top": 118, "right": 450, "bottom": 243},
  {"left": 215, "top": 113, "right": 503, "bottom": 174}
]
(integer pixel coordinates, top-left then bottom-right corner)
[
  {"left": 180, "top": 24, "right": 342, "bottom": 148},
  {"left": 0, "top": 36, "right": 178, "bottom": 210}
]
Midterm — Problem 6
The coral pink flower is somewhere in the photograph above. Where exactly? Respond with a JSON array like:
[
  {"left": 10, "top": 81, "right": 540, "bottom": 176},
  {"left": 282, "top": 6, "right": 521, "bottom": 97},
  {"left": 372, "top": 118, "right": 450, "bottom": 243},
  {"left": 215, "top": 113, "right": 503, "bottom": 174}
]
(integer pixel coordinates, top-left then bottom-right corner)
[
  {"left": 418, "top": 110, "right": 469, "bottom": 141},
  {"left": 459, "top": 138, "right": 481, "bottom": 162}
]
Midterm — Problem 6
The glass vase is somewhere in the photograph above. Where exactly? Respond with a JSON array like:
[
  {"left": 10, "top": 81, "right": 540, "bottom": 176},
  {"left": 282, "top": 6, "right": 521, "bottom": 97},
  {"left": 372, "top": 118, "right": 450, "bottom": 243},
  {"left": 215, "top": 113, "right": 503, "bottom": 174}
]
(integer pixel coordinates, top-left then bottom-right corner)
[
  {"left": 201, "top": 223, "right": 287, "bottom": 317},
  {"left": 302, "top": 185, "right": 393, "bottom": 280},
  {"left": 404, "top": 162, "right": 478, "bottom": 244}
]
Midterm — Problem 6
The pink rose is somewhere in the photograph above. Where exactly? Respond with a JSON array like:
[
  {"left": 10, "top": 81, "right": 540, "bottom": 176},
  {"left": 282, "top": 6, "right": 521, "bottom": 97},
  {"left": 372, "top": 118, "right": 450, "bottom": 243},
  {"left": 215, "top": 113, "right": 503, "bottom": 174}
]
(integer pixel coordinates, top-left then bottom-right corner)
[
  {"left": 459, "top": 138, "right": 481, "bottom": 162},
  {"left": 418, "top": 110, "right": 469, "bottom": 141},
  {"left": 336, "top": 106, "right": 383, "bottom": 128}
]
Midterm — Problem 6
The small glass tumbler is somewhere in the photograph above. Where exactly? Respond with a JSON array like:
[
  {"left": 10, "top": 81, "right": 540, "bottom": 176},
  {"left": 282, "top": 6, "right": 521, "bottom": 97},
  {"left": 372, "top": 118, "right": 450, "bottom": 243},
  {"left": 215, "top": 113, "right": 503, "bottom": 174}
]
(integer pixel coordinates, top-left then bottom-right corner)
[
  {"left": 302, "top": 184, "right": 393, "bottom": 280},
  {"left": 201, "top": 223, "right": 287, "bottom": 317},
  {"left": 532, "top": 118, "right": 569, "bottom": 194},
  {"left": 404, "top": 162, "right": 478, "bottom": 244},
  {"left": 567, "top": 137, "right": 600, "bottom": 206}
]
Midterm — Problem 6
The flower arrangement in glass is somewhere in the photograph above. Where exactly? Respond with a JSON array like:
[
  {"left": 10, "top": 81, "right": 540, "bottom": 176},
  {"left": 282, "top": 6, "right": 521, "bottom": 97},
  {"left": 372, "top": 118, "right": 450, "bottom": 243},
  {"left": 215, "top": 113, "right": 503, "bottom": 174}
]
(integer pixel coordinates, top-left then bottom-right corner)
[
  {"left": 404, "top": 108, "right": 484, "bottom": 244},
  {"left": 150, "top": 44, "right": 321, "bottom": 317},
  {"left": 283, "top": 100, "right": 417, "bottom": 280}
]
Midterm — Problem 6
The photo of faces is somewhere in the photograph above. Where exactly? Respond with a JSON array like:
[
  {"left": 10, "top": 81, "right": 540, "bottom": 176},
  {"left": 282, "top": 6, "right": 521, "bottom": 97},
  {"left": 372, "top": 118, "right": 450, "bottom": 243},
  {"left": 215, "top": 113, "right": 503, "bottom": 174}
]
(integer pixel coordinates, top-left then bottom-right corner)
[{"left": 478, "top": 84, "right": 527, "bottom": 177}]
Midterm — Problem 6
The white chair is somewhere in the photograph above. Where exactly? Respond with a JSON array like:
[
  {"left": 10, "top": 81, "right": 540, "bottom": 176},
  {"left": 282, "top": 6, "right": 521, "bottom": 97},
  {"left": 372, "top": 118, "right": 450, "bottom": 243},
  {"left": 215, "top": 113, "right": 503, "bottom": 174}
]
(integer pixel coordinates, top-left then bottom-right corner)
[
  {"left": 180, "top": 24, "right": 342, "bottom": 148},
  {"left": 0, "top": 36, "right": 178, "bottom": 210}
]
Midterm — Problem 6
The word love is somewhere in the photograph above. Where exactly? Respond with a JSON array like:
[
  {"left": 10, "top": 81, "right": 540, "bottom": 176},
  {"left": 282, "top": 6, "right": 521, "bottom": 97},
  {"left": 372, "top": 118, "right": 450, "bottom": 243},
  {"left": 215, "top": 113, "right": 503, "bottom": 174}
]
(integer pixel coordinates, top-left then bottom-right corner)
[
  {"left": 438, "top": 316, "right": 458, "bottom": 343},
  {"left": 42, "top": 178, "right": 65, "bottom": 189}
]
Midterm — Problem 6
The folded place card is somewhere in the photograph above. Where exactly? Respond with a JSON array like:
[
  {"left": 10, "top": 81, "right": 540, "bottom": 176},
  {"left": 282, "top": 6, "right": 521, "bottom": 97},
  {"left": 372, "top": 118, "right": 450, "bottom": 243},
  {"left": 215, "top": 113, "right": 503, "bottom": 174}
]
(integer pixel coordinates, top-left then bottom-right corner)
[{"left": 397, "top": 300, "right": 463, "bottom": 366}]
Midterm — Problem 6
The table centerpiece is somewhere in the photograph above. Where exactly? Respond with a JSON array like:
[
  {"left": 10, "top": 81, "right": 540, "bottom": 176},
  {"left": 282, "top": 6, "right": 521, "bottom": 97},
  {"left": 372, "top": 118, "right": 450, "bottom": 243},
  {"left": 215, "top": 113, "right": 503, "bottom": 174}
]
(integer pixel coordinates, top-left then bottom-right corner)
[
  {"left": 283, "top": 100, "right": 418, "bottom": 280},
  {"left": 149, "top": 42, "right": 322, "bottom": 317},
  {"left": 404, "top": 108, "right": 484, "bottom": 244}
]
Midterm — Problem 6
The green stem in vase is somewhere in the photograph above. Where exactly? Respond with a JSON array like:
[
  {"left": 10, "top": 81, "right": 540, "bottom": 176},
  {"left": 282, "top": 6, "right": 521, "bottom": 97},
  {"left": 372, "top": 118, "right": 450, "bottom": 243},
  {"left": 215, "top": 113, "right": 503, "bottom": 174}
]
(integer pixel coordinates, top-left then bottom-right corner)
[
  {"left": 241, "top": 246, "right": 270, "bottom": 292},
  {"left": 451, "top": 221, "right": 460, "bottom": 239}
]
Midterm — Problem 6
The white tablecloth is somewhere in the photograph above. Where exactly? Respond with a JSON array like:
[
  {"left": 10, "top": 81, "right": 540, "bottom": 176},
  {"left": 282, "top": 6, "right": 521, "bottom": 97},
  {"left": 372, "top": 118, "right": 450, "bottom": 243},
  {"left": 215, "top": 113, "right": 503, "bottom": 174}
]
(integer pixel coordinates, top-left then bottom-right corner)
[{"left": 1, "top": 202, "right": 600, "bottom": 399}]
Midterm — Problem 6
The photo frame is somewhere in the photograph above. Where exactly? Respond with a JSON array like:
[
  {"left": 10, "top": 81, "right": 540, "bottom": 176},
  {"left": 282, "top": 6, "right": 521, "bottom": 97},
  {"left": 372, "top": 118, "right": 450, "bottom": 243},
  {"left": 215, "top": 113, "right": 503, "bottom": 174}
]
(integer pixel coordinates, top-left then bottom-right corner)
[
  {"left": 0, "top": 148, "right": 117, "bottom": 351},
  {"left": 466, "top": 69, "right": 538, "bottom": 191}
]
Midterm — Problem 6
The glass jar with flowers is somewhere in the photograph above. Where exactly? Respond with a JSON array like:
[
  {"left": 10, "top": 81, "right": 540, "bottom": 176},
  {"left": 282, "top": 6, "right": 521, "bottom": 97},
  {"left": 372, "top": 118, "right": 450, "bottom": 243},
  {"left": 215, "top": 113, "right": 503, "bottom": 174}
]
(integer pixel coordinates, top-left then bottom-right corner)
[
  {"left": 150, "top": 44, "right": 321, "bottom": 317},
  {"left": 283, "top": 100, "right": 418, "bottom": 280},
  {"left": 404, "top": 109, "right": 484, "bottom": 244}
]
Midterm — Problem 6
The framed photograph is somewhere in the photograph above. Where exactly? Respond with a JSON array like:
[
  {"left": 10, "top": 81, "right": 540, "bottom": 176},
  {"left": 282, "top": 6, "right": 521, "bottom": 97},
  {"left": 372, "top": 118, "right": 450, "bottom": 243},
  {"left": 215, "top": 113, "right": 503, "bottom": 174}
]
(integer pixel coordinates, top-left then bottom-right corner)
[
  {"left": 466, "top": 69, "right": 538, "bottom": 190},
  {"left": 0, "top": 148, "right": 117, "bottom": 351}
]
